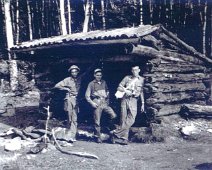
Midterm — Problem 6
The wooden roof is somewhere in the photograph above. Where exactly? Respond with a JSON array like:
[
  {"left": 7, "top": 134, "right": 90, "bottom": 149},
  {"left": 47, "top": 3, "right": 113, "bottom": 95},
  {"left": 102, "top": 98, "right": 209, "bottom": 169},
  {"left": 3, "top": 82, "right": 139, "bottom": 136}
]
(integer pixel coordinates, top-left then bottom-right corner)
[
  {"left": 11, "top": 25, "right": 158, "bottom": 52},
  {"left": 10, "top": 24, "right": 212, "bottom": 66}
]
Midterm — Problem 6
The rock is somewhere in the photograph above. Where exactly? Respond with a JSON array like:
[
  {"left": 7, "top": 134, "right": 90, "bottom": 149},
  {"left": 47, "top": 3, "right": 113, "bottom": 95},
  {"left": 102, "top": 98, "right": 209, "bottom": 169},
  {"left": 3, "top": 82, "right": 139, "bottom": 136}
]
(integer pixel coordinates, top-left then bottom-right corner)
[
  {"left": 29, "top": 143, "right": 47, "bottom": 154},
  {"left": 179, "top": 123, "right": 199, "bottom": 136},
  {"left": 4, "top": 138, "right": 22, "bottom": 151},
  {"left": 77, "top": 130, "right": 94, "bottom": 138},
  {"left": 53, "top": 127, "right": 75, "bottom": 142},
  {"left": 0, "top": 123, "right": 13, "bottom": 134},
  {"left": 24, "top": 126, "right": 35, "bottom": 133},
  {"left": 5, "top": 105, "right": 15, "bottom": 117},
  {"left": 0, "top": 60, "right": 9, "bottom": 75},
  {"left": 207, "top": 129, "right": 212, "bottom": 133}
]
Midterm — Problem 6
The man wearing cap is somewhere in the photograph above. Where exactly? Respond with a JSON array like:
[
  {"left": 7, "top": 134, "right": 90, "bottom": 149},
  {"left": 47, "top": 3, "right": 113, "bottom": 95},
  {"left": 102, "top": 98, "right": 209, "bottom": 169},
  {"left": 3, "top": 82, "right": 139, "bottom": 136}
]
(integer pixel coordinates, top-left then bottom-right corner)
[
  {"left": 85, "top": 68, "right": 116, "bottom": 143},
  {"left": 54, "top": 65, "right": 81, "bottom": 142},
  {"left": 111, "top": 66, "right": 145, "bottom": 145}
]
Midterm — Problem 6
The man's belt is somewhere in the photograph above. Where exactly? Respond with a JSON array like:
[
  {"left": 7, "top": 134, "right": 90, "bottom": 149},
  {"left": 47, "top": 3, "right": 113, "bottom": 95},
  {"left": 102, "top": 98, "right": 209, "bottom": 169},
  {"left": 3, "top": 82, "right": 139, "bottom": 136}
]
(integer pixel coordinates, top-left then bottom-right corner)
[{"left": 91, "top": 96, "right": 106, "bottom": 100}]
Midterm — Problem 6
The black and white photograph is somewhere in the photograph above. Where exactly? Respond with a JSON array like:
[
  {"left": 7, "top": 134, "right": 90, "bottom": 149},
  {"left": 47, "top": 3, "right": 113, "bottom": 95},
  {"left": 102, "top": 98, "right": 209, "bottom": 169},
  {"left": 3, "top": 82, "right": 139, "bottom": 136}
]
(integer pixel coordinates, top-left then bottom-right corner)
[{"left": 0, "top": 0, "right": 212, "bottom": 169}]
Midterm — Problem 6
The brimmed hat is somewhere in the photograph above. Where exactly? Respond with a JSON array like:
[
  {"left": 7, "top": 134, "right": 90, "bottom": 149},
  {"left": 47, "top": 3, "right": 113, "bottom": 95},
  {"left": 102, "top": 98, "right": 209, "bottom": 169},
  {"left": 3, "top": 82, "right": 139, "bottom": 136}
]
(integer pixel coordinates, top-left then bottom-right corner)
[
  {"left": 68, "top": 65, "right": 80, "bottom": 72},
  {"left": 94, "top": 68, "right": 102, "bottom": 74}
]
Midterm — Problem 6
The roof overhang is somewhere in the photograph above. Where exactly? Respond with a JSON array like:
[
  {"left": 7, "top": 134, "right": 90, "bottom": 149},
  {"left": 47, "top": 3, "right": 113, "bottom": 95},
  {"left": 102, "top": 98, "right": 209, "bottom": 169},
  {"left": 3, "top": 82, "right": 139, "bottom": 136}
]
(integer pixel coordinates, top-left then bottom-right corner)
[{"left": 10, "top": 25, "right": 160, "bottom": 53}]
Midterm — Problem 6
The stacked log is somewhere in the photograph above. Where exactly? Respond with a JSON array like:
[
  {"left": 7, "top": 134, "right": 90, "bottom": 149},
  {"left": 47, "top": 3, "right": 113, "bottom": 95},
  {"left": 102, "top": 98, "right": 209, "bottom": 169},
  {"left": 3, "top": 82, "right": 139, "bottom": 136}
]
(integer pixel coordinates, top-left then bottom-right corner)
[{"left": 143, "top": 57, "right": 209, "bottom": 116}]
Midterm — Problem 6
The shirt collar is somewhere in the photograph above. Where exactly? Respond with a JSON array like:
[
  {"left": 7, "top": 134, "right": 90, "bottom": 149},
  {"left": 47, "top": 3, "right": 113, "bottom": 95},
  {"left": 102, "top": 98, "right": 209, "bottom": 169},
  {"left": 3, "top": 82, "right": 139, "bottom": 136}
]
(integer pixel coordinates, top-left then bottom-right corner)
[
  {"left": 130, "top": 75, "right": 141, "bottom": 79},
  {"left": 94, "top": 79, "right": 103, "bottom": 84}
]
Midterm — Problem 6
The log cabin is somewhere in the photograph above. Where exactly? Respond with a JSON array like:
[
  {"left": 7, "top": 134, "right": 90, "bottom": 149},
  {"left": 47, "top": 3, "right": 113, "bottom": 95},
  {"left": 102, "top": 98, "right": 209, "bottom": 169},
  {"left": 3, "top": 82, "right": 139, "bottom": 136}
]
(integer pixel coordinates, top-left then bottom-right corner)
[{"left": 4, "top": 24, "right": 212, "bottom": 120}]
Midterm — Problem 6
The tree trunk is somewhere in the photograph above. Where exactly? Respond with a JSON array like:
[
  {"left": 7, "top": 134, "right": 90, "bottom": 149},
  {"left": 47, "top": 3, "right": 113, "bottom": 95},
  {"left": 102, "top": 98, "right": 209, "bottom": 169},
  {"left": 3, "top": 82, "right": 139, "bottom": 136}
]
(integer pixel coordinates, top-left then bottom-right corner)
[
  {"left": 59, "top": 0, "right": 67, "bottom": 35},
  {"left": 15, "top": 0, "right": 19, "bottom": 44},
  {"left": 35, "top": 0, "right": 41, "bottom": 38},
  {"left": 8, "top": 59, "right": 18, "bottom": 91},
  {"left": 48, "top": 0, "right": 52, "bottom": 37},
  {"left": 149, "top": 0, "right": 153, "bottom": 25},
  {"left": 211, "top": 6, "right": 212, "bottom": 58},
  {"left": 55, "top": 0, "right": 62, "bottom": 35},
  {"left": 202, "top": 1, "right": 207, "bottom": 55},
  {"left": 41, "top": 0, "right": 45, "bottom": 37},
  {"left": 90, "top": 0, "right": 95, "bottom": 30},
  {"left": 26, "top": 0, "right": 33, "bottom": 40},
  {"left": 139, "top": 0, "right": 143, "bottom": 25},
  {"left": 4, "top": 0, "right": 18, "bottom": 91},
  {"left": 101, "top": 0, "right": 106, "bottom": 30},
  {"left": 4, "top": 0, "right": 14, "bottom": 49},
  {"left": 83, "top": 0, "right": 91, "bottom": 33},
  {"left": 67, "top": 0, "right": 72, "bottom": 34}
]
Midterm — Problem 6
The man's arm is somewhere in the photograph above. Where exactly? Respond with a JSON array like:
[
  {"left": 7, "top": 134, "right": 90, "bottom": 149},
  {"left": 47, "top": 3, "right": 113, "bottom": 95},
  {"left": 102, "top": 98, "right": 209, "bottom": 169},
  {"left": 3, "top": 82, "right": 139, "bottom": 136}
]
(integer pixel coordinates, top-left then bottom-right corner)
[
  {"left": 105, "top": 82, "right": 110, "bottom": 104},
  {"left": 54, "top": 79, "right": 70, "bottom": 92},
  {"left": 140, "top": 78, "right": 145, "bottom": 112},
  {"left": 85, "top": 82, "right": 98, "bottom": 108},
  {"left": 117, "top": 76, "right": 133, "bottom": 97},
  {"left": 117, "top": 76, "right": 128, "bottom": 92}
]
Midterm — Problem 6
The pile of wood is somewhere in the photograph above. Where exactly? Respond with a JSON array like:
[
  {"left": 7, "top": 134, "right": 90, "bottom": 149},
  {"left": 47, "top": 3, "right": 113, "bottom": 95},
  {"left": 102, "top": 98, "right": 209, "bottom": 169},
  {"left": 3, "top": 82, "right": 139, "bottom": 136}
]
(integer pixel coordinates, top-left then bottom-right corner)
[{"left": 0, "top": 106, "right": 98, "bottom": 159}]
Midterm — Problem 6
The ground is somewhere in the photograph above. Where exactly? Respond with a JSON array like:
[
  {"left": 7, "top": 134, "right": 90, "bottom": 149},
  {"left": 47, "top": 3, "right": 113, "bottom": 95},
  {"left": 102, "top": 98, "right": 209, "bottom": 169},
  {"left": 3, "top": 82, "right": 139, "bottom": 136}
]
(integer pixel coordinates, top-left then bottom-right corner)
[
  {"left": 0, "top": 139, "right": 212, "bottom": 170},
  {"left": 0, "top": 113, "right": 212, "bottom": 170}
]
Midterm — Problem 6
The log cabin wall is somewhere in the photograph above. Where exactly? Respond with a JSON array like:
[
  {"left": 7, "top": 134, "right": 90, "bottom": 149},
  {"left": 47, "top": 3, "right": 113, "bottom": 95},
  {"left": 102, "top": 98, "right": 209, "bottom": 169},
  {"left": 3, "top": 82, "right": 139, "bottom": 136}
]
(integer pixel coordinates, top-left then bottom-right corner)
[{"left": 136, "top": 29, "right": 212, "bottom": 117}]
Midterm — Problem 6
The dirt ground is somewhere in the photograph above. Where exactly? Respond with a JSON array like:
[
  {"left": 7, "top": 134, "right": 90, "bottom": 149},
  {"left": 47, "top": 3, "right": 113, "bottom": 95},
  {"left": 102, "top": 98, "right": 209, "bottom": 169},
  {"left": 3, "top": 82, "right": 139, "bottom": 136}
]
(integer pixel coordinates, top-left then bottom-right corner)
[
  {"left": 0, "top": 113, "right": 212, "bottom": 170},
  {"left": 0, "top": 138, "right": 212, "bottom": 170}
]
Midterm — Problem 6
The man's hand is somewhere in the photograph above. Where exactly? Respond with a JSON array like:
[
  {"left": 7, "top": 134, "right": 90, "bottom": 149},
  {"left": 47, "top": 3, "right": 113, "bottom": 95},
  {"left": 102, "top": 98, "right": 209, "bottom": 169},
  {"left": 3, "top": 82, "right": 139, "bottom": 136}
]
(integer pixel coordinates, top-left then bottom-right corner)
[
  {"left": 64, "top": 88, "right": 71, "bottom": 92},
  {"left": 125, "top": 89, "right": 132, "bottom": 97},
  {"left": 91, "top": 102, "right": 98, "bottom": 109}
]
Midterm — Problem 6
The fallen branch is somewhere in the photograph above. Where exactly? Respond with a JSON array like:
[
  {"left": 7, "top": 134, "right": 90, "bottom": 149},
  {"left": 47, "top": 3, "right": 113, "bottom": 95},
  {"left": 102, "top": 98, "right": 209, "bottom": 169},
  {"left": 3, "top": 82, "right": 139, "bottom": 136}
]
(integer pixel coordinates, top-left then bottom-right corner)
[
  {"left": 12, "top": 128, "right": 42, "bottom": 142},
  {"left": 43, "top": 106, "right": 51, "bottom": 144},
  {"left": 52, "top": 129, "right": 99, "bottom": 159},
  {"left": 32, "top": 129, "right": 52, "bottom": 135}
]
